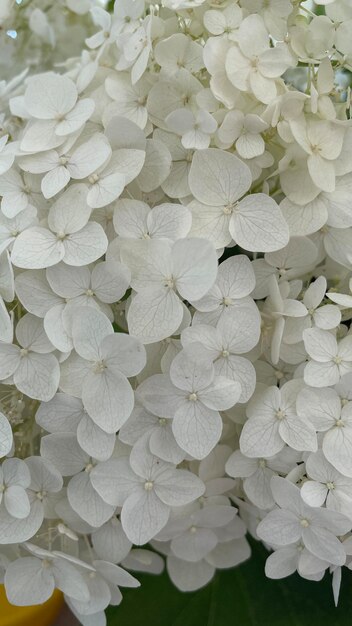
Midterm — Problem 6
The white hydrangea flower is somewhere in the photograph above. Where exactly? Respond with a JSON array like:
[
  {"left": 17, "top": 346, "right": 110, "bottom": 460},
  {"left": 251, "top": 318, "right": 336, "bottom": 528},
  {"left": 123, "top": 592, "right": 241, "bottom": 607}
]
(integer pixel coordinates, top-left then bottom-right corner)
[
  {"left": 112, "top": 199, "right": 192, "bottom": 243},
  {"left": 4, "top": 545, "right": 91, "bottom": 606},
  {"left": 226, "top": 448, "right": 298, "bottom": 510},
  {"left": 181, "top": 307, "right": 259, "bottom": 403},
  {"left": 188, "top": 148, "right": 289, "bottom": 251},
  {"left": 18, "top": 133, "right": 111, "bottom": 199},
  {"left": 105, "top": 74, "right": 150, "bottom": 129},
  {"left": 89, "top": 434, "right": 205, "bottom": 544},
  {"left": 0, "top": 168, "right": 41, "bottom": 219},
  {"left": 289, "top": 118, "right": 345, "bottom": 193},
  {"left": 0, "top": 313, "right": 60, "bottom": 402},
  {"left": 119, "top": 405, "right": 185, "bottom": 465},
  {"left": 265, "top": 542, "right": 329, "bottom": 580},
  {"left": 137, "top": 350, "right": 241, "bottom": 459},
  {"left": 240, "top": 380, "right": 317, "bottom": 458},
  {"left": 67, "top": 558, "right": 140, "bottom": 620},
  {"left": 154, "top": 33, "right": 204, "bottom": 76},
  {"left": 21, "top": 73, "right": 95, "bottom": 152},
  {"left": 36, "top": 393, "right": 116, "bottom": 462},
  {"left": 61, "top": 306, "right": 146, "bottom": 433},
  {"left": 303, "top": 327, "right": 352, "bottom": 387},
  {"left": 157, "top": 504, "right": 238, "bottom": 563},
  {"left": 225, "top": 15, "right": 294, "bottom": 104},
  {"left": 257, "top": 476, "right": 351, "bottom": 566},
  {"left": 301, "top": 451, "right": 352, "bottom": 518},
  {"left": 166, "top": 109, "right": 217, "bottom": 150},
  {"left": 0, "top": 458, "right": 31, "bottom": 519},
  {"left": 218, "top": 111, "right": 268, "bottom": 159},
  {"left": 11, "top": 184, "right": 108, "bottom": 269},
  {"left": 191, "top": 255, "right": 257, "bottom": 326},
  {"left": 121, "top": 238, "right": 218, "bottom": 343},
  {"left": 297, "top": 387, "right": 352, "bottom": 478}
]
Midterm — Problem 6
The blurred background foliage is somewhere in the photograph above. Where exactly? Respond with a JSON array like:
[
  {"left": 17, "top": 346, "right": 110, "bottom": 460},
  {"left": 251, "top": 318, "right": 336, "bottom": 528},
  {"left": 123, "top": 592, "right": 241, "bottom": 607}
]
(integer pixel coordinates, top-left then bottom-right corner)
[{"left": 107, "top": 539, "right": 352, "bottom": 626}]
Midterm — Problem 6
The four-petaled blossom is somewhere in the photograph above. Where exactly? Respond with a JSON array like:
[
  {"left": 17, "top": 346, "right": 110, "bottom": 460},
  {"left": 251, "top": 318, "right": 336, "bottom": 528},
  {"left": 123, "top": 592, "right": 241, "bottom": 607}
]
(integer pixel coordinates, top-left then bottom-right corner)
[
  {"left": 257, "top": 476, "right": 351, "bottom": 566},
  {"left": 89, "top": 435, "right": 205, "bottom": 544}
]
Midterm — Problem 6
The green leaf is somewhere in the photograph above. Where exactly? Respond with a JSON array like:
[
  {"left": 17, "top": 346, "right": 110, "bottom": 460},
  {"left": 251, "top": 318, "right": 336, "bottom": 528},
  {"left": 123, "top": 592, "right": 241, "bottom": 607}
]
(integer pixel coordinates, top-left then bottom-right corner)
[{"left": 106, "top": 539, "right": 352, "bottom": 625}]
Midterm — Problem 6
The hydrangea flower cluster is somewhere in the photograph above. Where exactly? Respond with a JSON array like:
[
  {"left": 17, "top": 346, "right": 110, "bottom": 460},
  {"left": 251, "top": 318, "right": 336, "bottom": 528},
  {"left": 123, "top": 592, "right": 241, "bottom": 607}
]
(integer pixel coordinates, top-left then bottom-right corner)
[{"left": 0, "top": 0, "right": 352, "bottom": 622}]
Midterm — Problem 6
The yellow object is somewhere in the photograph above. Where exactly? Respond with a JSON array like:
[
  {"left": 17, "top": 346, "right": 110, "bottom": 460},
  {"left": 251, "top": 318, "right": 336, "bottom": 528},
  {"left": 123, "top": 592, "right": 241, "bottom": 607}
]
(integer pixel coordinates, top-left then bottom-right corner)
[{"left": 0, "top": 585, "right": 64, "bottom": 626}]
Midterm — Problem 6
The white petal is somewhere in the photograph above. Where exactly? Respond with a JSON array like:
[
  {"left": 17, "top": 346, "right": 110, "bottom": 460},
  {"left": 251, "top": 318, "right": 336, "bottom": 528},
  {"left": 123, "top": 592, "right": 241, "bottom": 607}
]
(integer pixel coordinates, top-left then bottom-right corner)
[
  {"left": 55, "top": 98, "right": 95, "bottom": 136},
  {"left": 77, "top": 414, "right": 116, "bottom": 462},
  {"left": 136, "top": 139, "right": 171, "bottom": 193},
  {"left": 0, "top": 500, "right": 44, "bottom": 544},
  {"left": 279, "top": 415, "right": 317, "bottom": 452},
  {"left": 148, "top": 203, "right": 192, "bottom": 241},
  {"left": 323, "top": 427, "right": 352, "bottom": 478},
  {"left": 4, "top": 485, "right": 30, "bottom": 519},
  {"left": 304, "top": 360, "right": 340, "bottom": 388},
  {"left": 167, "top": 556, "right": 214, "bottom": 592},
  {"left": 121, "top": 490, "right": 170, "bottom": 545},
  {"left": 92, "top": 519, "right": 132, "bottom": 563},
  {"left": 68, "top": 135, "right": 111, "bottom": 180},
  {"left": 301, "top": 481, "right": 327, "bottom": 508},
  {"left": 63, "top": 222, "right": 108, "bottom": 266},
  {"left": 41, "top": 167, "right": 71, "bottom": 199},
  {"left": 240, "top": 416, "right": 283, "bottom": 458},
  {"left": 5, "top": 557, "right": 54, "bottom": 606},
  {"left": 188, "top": 148, "right": 252, "bottom": 206},
  {"left": 0, "top": 413, "right": 13, "bottom": 458},
  {"left": 257, "top": 509, "right": 301, "bottom": 546},
  {"left": 303, "top": 327, "right": 337, "bottom": 361},
  {"left": 265, "top": 547, "right": 298, "bottom": 579},
  {"left": 87, "top": 173, "right": 126, "bottom": 209},
  {"left": 171, "top": 528, "right": 217, "bottom": 562},
  {"left": 82, "top": 369, "right": 134, "bottom": 433},
  {"left": 154, "top": 468, "right": 204, "bottom": 506},
  {"left": 48, "top": 184, "right": 90, "bottom": 234},
  {"left": 172, "top": 238, "right": 218, "bottom": 301},
  {"left": 67, "top": 472, "right": 115, "bottom": 528},
  {"left": 40, "top": 433, "right": 88, "bottom": 476},
  {"left": 230, "top": 194, "right": 289, "bottom": 252},
  {"left": 14, "top": 353, "right": 60, "bottom": 402},
  {"left": 127, "top": 288, "right": 183, "bottom": 344},
  {"left": 36, "top": 393, "right": 84, "bottom": 433},
  {"left": 72, "top": 306, "right": 112, "bottom": 361},
  {"left": 11, "top": 227, "right": 64, "bottom": 269},
  {"left": 25, "top": 74, "right": 77, "bottom": 119},
  {"left": 172, "top": 402, "right": 222, "bottom": 460}
]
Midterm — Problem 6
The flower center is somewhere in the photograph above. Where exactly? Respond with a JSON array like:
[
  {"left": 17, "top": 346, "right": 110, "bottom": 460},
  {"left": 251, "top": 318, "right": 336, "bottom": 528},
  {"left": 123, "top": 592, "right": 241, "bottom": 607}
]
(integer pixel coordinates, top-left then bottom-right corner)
[
  {"left": 93, "top": 360, "right": 106, "bottom": 373},
  {"left": 144, "top": 481, "right": 154, "bottom": 491},
  {"left": 188, "top": 392, "right": 198, "bottom": 402},
  {"left": 300, "top": 518, "right": 310, "bottom": 528},
  {"left": 164, "top": 277, "right": 175, "bottom": 289}
]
